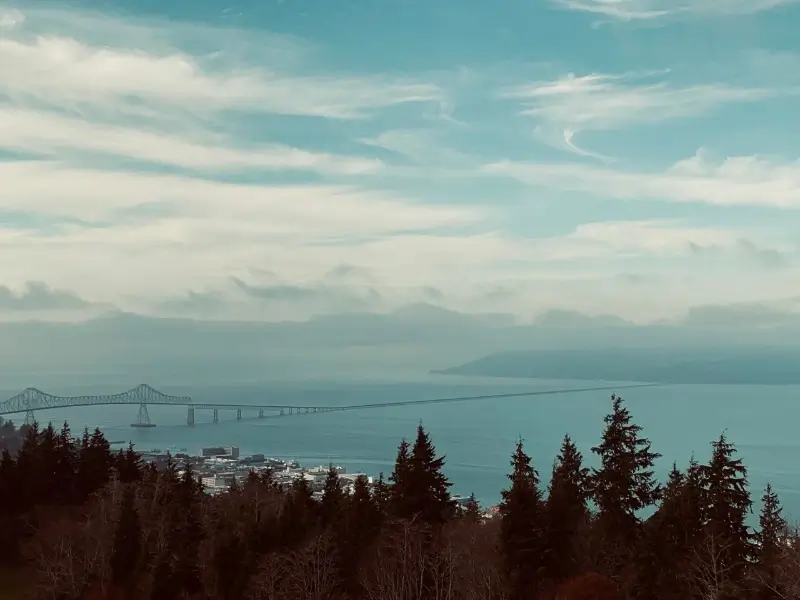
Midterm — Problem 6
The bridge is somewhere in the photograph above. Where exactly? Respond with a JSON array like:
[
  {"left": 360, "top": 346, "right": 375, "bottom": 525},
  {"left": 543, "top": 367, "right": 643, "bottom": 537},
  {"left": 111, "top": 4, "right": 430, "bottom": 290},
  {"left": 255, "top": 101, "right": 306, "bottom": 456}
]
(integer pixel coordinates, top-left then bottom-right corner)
[{"left": 0, "top": 382, "right": 661, "bottom": 427}]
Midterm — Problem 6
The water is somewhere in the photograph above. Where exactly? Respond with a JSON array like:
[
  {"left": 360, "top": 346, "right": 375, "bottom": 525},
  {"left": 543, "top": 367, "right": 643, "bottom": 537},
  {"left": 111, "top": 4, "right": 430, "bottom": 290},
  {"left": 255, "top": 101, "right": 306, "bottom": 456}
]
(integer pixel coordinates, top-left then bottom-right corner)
[{"left": 7, "top": 375, "right": 800, "bottom": 521}]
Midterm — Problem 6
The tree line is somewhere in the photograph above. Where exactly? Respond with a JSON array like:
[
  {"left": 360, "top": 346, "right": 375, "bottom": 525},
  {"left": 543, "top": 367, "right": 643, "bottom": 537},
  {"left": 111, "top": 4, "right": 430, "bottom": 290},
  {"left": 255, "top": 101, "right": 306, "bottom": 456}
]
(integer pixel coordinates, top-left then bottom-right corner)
[{"left": 1, "top": 394, "right": 799, "bottom": 600}]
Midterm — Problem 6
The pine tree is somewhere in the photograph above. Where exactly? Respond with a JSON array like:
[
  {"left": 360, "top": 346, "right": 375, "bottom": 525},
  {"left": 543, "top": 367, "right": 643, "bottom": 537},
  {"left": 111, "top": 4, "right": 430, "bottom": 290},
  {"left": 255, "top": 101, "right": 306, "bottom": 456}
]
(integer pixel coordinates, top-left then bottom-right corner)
[
  {"left": 388, "top": 439, "right": 411, "bottom": 517},
  {"left": 463, "top": 493, "right": 481, "bottom": 522},
  {"left": 281, "top": 472, "right": 317, "bottom": 546},
  {"left": 54, "top": 422, "right": 77, "bottom": 504},
  {"left": 544, "top": 434, "right": 590, "bottom": 582},
  {"left": 406, "top": 423, "right": 455, "bottom": 524},
  {"left": 348, "top": 474, "right": 380, "bottom": 536},
  {"left": 320, "top": 463, "right": 344, "bottom": 527},
  {"left": 373, "top": 472, "right": 390, "bottom": 516},
  {"left": 110, "top": 484, "right": 142, "bottom": 589},
  {"left": 700, "top": 432, "right": 753, "bottom": 583},
  {"left": 115, "top": 442, "right": 142, "bottom": 483},
  {"left": 634, "top": 462, "right": 693, "bottom": 600},
  {"left": 337, "top": 475, "right": 381, "bottom": 596},
  {"left": 0, "top": 449, "right": 21, "bottom": 564},
  {"left": 753, "top": 483, "right": 787, "bottom": 598},
  {"left": 499, "top": 438, "right": 546, "bottom": 600},
  {"left": 591, "top": 394, "right": 661, "bottom": 557},
  {"left": 388, "top": 426, "right": 455, "bottom": 524}
]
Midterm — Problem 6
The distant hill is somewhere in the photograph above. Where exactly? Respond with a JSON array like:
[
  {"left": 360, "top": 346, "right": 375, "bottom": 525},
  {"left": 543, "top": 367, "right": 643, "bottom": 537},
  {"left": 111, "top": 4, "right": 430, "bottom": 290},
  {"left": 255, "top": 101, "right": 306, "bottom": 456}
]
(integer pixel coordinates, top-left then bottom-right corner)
[{"left": 436, "top": 347, "right": 800, "bottom": 385}]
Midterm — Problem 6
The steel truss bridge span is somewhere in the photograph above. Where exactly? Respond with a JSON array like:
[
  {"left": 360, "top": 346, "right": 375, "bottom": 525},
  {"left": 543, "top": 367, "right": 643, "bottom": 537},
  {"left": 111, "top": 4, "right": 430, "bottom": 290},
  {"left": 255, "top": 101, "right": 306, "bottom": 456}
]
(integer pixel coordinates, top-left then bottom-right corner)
[{"left": 0, "top": 382, "right": 660, "bottom": 427}]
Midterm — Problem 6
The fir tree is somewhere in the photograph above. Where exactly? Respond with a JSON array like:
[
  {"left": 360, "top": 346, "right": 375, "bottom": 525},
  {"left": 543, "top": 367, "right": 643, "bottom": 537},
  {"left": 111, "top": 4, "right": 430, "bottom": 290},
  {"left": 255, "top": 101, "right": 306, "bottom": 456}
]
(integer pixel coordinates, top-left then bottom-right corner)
[
  {"left": 348, "top": 474, "right": 380, "bottom": 536},
  {"left": 0, "top": 448, "right": 21, "bottom": 564},
  {"left": 463, "top": 493, "right": 481, "bottom": 522},
  {"left": 320, "top": 463, "right": 345, "bottom": 527},
  {"left": 544, "top": 434, "right": 590, "bottom": 582},
  {"left": 753, "top": 483, "right": 787, "bottom": 598},
  {"left": 54, "top": 422, "right": 77, "bottom": 504},
  {"left": 591, "top": 395, "right": 661, "bottom": 549},
  {"left": 281, "top": 472, "right": 317, "bottom": 545},
  {"left": 634, "top": 462, "right": 693, "bottom": 600},
  {"left": 499, "top": 438, "right": 546, "bottom": 600},
  {"left": 373, "top": 472, "right": 390, "bottom": 516},
  {"left": 403, "top": 423, "right": 455, "bottom": 525},
  {"left": 115, "top": 442, "right": 142, "bottom": 483},
  {"left": 337, "top": 475, "right": 381, "bottom": 596},
  {"left": 700, "top": 432, "right": 753, "bottom": 582},
  {"left": 110, "top": 484, "right": 142, "bottom": 589},
  {"left": 388, "top": 439, "right": 411, "bottom": 517}
]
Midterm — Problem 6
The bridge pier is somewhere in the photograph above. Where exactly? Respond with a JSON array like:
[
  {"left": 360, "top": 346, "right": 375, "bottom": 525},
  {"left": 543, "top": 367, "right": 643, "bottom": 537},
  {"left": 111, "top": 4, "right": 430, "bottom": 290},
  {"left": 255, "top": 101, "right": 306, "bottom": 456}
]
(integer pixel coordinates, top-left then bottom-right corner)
[
  {"left": 187, "top": 407, "right": 195, "bottom": 426},
  {"left": 237, "top": 409, "right": 242, "bottom": 421},
  {"left": 131, "top": 403, "right": 155, "bottom": 428},
  {"left": 259, "top": 409, "right": 265, "bottom": 418},
  {"left": 213, "top": 409, "right": 219, "bottom": 424},
  {"left": 24, "top": 409, "right": 35, "bottom": 426}
]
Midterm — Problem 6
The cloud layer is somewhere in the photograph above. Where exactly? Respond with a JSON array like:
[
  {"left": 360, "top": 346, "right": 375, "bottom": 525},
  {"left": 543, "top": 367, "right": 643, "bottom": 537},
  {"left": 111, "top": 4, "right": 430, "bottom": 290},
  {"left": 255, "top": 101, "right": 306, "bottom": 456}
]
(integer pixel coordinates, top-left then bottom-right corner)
[{"left": 0, "top": 2, "right": 799, "bottom": 324}]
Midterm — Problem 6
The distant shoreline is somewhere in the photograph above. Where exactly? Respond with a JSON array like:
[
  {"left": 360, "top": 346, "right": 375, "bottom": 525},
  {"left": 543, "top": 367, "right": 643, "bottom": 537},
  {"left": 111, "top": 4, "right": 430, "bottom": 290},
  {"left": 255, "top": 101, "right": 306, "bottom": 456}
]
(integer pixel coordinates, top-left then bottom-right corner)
[{"left": 436, "top": 347, "right": 800, "bottom": 386}]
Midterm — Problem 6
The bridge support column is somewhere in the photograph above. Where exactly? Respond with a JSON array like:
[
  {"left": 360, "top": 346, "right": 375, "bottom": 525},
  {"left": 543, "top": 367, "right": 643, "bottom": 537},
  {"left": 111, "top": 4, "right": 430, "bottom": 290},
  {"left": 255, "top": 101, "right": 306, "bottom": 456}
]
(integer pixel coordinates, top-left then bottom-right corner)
[
  {"left": 213, "top": 409, "right": 219, "bottom": 424},
  {"left": 131, "top": 403, "right": 154, "bottom": 428},
  {"left": 187, "top": 407, "right": 195, "bottom": 426},
  {"left": 259, "top": 409, "right": 265, "bottom": 418},
  {"left": 289, "top": 407, "right": 293, "bottom": 415},
  {"left": 24, "top": 409, "right": 36, "bottom": 426},
  {"left": 236, "top": 409, "right": 242, "bottom": 421}
]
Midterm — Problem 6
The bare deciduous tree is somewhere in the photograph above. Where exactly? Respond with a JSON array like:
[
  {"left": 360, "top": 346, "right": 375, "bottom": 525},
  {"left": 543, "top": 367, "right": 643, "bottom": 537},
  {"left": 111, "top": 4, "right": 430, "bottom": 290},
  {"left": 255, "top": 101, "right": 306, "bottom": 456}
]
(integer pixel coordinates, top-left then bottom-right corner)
[{"left": 683, "top": 533, "right": 743, "bottom": 600}]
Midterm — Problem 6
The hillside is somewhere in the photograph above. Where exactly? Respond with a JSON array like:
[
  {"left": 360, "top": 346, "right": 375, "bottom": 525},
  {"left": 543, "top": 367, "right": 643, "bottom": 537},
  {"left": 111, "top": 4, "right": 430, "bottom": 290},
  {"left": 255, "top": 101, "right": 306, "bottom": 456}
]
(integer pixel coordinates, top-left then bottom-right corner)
[{"left": 436, "top": 347, "right": 800, "bottom": 385}]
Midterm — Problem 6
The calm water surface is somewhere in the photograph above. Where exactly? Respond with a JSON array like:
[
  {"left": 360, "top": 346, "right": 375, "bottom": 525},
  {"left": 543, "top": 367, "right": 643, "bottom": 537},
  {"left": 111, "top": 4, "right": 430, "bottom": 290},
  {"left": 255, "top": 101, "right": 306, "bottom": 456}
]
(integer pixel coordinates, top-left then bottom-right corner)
[{"left": 7, "top": 376, "right": 800, "bottom": 521}]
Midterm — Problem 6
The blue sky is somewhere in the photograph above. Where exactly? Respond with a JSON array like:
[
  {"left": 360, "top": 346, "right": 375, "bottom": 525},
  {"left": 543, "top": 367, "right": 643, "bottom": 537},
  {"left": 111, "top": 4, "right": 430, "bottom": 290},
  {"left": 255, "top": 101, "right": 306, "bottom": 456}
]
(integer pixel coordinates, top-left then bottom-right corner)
[{"left": 1, "top": 0, "right": 800, "bottom": 323}]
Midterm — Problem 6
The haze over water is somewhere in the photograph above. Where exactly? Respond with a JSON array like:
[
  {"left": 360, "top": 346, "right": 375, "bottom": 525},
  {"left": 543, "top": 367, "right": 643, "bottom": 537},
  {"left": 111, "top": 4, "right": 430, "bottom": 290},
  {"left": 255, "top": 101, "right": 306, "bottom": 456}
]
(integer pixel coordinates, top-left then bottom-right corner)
[{"left": 9, "top": 376, "right": 800, "bottom": 521}]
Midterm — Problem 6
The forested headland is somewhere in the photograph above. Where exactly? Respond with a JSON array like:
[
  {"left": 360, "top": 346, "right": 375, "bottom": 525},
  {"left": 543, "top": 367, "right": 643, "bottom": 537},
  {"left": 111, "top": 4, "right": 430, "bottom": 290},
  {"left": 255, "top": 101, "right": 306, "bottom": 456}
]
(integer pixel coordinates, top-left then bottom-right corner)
[{"left": 0, "top": 394, "right": 797, "bottom": 600}]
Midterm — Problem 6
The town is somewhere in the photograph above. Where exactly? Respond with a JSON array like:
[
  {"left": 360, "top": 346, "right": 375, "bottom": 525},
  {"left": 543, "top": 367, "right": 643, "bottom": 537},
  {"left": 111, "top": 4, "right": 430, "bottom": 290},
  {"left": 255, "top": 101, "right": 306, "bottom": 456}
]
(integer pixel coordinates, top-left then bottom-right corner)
[{"left": 134, "top": 444, "right": 488, "bottom": 512}]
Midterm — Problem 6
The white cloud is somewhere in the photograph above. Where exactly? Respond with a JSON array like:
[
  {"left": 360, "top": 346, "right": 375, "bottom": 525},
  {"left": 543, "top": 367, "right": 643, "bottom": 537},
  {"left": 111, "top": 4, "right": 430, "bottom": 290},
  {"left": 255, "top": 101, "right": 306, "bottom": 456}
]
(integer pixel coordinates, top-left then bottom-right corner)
[
  {"left": 549, "top": 220, "right": 749, "bottom": 258},
  {"left": 0, "top": 7, "right": 23, "bottom": 28},
  {"left": 0, "top": 108, "right": 382, "bottom": 174},
  {"left": 500, "top": 72, "right": 776, "bottom": 155},
  {"left": 0, "top": 161, "right": 479, "bottom": 229},
  {"left": 0, "top": 20, "right": 441, "bottom": 120},
  {"left": 484, "top": 150, "right": 800, "bottom": 209},
  {"left": 551, "top": 0, "right": 800, "bottom": 22}
]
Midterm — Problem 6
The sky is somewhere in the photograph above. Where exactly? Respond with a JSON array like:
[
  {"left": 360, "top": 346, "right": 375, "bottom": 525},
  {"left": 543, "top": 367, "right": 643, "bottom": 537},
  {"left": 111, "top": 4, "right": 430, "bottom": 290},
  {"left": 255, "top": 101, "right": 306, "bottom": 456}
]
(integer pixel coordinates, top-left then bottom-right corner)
[{"left": 2, "top": 0, "right": 800, "bottom": 324}]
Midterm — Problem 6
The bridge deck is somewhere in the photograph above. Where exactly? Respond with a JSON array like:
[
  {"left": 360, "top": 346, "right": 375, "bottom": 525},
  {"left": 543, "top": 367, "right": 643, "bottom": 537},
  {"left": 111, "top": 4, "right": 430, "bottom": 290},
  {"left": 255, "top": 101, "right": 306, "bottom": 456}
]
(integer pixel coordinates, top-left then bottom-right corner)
[{"left": 0, "top": 382, "right": 660, "bottom": 417}]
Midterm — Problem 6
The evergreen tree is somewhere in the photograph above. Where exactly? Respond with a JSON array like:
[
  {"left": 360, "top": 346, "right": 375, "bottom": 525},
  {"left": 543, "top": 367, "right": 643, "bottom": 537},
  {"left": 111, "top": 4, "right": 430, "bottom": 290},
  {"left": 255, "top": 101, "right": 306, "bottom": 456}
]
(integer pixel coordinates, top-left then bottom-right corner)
[
  {"left": 110, "top": 484, "right": 142, "bottom": 589},
  {"left": 634, "top": 462, "right": 695, "bottom": 600},
  {"left": 591, "top": 394, "right": 661, "bottom": 558},
  {"left": 53, "top": 422, "right": 77, "bottom": 504},
  {"left": 499, "top": 438, "right": 546, "bottom": 600},
  {"left": 115, "top": 442, "right": 143, "bottom": 483},
  {"left": 76, "top": 427, "right": 113, "bottom": 500},
  {"left": 320, "top": 463, "right": 345, "bottom": 527},
  {"left": 373, "top": 472, "right": 390, "bottom": 516},
  {"left": 337, "top": 475, "right": 381, "bottom": 596},
  {"left": 700, "top": 432, "right": 753, "bottom": 583},
  {"left": 544, "top": 434, "right": 591, "bottom": 582},
  {"left": 281, "top": 472, "right": 317, "bottom": 545},
  {"left": 399, "top": 424, "right": 455, "bottom": 525},
  {"left": 388, "top": 439, "right": 411, "bottom": 517},
  {"left": 0, "top": 449, "right": 21, "bottom": 564},
  {"left": 753, "top": 483, "right": 787, "bottom": 598},
  {"left": 15, "top": 422, "right": 40, "bottom": 507},
  {"left": 463, "top": 493, "right": 481, "bottom": 522}
]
